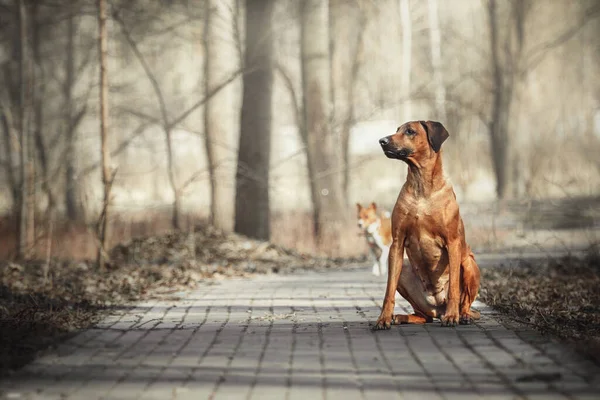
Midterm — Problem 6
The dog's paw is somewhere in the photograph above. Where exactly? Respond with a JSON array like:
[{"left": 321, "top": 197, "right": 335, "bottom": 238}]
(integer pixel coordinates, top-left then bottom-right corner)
[
  {"left": 459, "top": 313, "right": 473, "bottom": 325},
  {"left": 371, "top": 263, "right": 381, "bottom": 276},
  {"left": 372, "top": 313, "right": 393, "bottom": 330},
  {"left": 441, "top": 313, "right": 459, "bottom": 327}
]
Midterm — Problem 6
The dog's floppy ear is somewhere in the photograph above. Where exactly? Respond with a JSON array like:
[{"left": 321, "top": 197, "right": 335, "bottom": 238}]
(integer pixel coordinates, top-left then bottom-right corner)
[
  {"left": 370, "top": 202, "right": 377, "bottom": 210},
  {"left": 419, "top": 120, "right": 449, "bottom": 153}
]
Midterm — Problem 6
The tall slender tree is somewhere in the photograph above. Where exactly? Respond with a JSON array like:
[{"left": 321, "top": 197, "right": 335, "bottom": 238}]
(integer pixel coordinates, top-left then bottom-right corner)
[
  {"left": 97, "top": 0, "right": 113, "bottom": 269},
  {"left": 203, "top": 0, "right": 239, "bottom": 232},
  {"left": 486, "top": 0, "right": 529, "bottom": 200},
  {"left": 64, "top": 9, "right": 85, "bottom": 221},
  {"left": 17, "top": 0, "right": 34, "bottom": 260},
  {"left": 330, "top": 0, "right": 366, "bottom": 202},
  {"left": 428, "top": 0, "right": 446, "bottom": 122},
  {"left": 300, "top": 0, "right": 346, "bottom": 251},
  {"left": 234, "top": 0, "right": 275, "bottom": 240},
  {"left": 399, "top": 0, "right": 412, "bottom": 121}
]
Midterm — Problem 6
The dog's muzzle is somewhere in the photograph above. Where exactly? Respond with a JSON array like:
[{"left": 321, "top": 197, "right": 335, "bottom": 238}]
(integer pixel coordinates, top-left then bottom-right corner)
[{"left": 379, "top": 136, "right": 411, "bottom": 160}]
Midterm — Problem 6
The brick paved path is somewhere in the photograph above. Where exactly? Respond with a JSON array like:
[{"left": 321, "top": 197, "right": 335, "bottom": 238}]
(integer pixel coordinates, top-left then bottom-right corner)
[{"left": 2, "top": 268, "right": 599, "bottom": 399}]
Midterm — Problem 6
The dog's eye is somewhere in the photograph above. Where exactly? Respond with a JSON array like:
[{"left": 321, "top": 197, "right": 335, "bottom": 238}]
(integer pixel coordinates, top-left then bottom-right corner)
[{"left": 405, "top": 128, "right": 416, "bottom": 136}]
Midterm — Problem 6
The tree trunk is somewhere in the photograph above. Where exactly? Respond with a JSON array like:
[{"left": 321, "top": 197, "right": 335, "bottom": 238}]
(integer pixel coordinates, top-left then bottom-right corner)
[
  {"left": 18, "top": 0, "right": 34, "bottom": 260},
  {"left": 97, "top": 0, "right": 113, "bottom": 269},
  {"left": 64, "top": 10, "right": 83, "bottom": 221},
  {"left": 301, "top": 0, "right": 346, "bottom": 252},
  {"left": 234, "top": 0, "right": 275, "bottom": 240},
  {"left": 428, "top": 0, "right": 446, "bottom": 122},
  {"left": 488, "top": 0, "right": 509, "bottom": 199},
  {"left": 0, "top": 103, "right": 19, "bottom": 210},
  {"left": 399, "top": 0, "right": 412, "bottom": 120},
  {"left": 31, "top": 2, "right": 52, "bottom": 266},
  {"left": 203, "top": 0, "right": 238, "bottom": 232},
  {"left": 164, "top": 128, "right": 180, "bottom": 229},
  {"left": 32, "top": 2, "right": 53, "bottom": 213},
  {"left": 509, "top": 0, "right": 529, "bottom": 199},
  {"left": 330, "top": 0, "right": 365, "bottom": 202},
  {"left": 487, "top": 0, "right": 529, "bottom": 200}
]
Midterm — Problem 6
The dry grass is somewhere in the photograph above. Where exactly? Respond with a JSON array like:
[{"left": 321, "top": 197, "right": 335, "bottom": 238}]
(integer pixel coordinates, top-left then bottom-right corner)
[
  {"left": 0, "top": 211, "right": 203, "bottom": 261},
  {"left": 271, "top": 210, "right": 369, "bottom": 258},
  {"left": 0, "top": 209, "right": 371, "bottom": 261},
  {"left": 2, "top": 196, "right": 597, "bottom": 262}
]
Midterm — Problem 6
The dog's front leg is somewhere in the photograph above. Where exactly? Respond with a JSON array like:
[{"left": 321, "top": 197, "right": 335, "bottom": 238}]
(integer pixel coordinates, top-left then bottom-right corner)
[
  {"left": 373, "top": 238, "right": 404, "bottom": 330},
  {"left": 378, "top": 245, "right": 390, "bottom": 276},
  {"left": 370, "top": 245, "right": 381, "bottom": 276},
  {"left": 441, "top": 240, "right": 461, "bottom": 327}
]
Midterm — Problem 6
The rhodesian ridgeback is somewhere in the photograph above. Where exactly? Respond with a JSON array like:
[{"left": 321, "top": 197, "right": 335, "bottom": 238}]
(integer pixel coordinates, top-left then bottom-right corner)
[{"left": 374, "top": 120, "right": 480, "bottom": 329}]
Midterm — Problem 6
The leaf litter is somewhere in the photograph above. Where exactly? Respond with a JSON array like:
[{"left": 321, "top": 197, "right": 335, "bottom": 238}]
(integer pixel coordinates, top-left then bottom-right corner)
[{"left": 480, "top": 245, "right": 600, "bottom": 364}]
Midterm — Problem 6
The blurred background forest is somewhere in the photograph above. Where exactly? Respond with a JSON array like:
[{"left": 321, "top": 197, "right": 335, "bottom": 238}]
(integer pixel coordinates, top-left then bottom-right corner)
[{"left": 1, "top": 0, "right": 599, "bottom": 263}]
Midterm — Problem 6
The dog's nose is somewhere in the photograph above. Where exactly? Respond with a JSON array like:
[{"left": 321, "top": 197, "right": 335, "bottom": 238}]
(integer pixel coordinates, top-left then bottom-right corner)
[{"left": 379, "top": 137, "right": 390, "bottom": 147}]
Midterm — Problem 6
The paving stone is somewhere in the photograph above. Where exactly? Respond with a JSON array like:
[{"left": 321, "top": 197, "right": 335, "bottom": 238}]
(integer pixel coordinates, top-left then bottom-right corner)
[{"left": 1, "top": 268, "right": 599, "bottom": 399}]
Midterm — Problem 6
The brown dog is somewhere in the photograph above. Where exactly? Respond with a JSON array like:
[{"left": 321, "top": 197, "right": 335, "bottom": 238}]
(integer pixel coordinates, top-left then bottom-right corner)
[{"left": 374, "top": 120, "right": 480, "bottom": 328}]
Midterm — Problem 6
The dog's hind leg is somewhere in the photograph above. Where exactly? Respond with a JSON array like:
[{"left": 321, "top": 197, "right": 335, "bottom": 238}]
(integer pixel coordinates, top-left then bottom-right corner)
[
  {"left": 392, "top": 313, "right": 433, "bottom": 324},
  {"left": 459, "top": 251, "right": 481, "bottom": 325}
]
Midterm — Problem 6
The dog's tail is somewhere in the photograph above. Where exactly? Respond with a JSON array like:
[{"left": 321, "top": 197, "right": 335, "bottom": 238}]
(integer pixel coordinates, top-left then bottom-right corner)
[{"left": 469, "top": 309, "right": 481, "bottom": 320}]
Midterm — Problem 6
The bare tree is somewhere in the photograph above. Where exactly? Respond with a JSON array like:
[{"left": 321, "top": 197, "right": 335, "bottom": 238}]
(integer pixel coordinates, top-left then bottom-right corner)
[
  {"left": 17, "top": 0, "right": 34, "bottom": 260},
  {"left": 29, "top": 2, "right": 55, "bottom": 272},
  {"left": 399, "top": 0, "right": 411, "bottom": 120},
  {"left": 112, "top": 10, "right": 182, "bottom": 230},
  {"left": 300, "top": 0, "right": 346, "bottom": 250},
  {"left": 111, "top": 4, "right": 244, "bottom": 232},
  {"left": 486, "top": 0, "right": 529, "bottom": 200},
  {"left": 234, "top": 0, "right": 275, "bottom": 240},
  {"left": 63, "top": 8, "right": 87, "bottom": 222},
  {"left": 428, "top": 0, "right": 446, "bottom": 122},
  {"left": 0, "top": 98, "right": 19, "bottom": 218},
  {"left": 97, "top": 0, "right": 114, "bottom": 269},
  {"left": 330, "top": 0, "right": 366, "bottom": 201},
  {"left": 204, "top": 0, "right": 239, "bottom": 232},
  {"left": 483, "top": 1, "right": 600, "bottom": 199},
  {"left": 31, "top": 2, "right": 54, "bottom": 216}
]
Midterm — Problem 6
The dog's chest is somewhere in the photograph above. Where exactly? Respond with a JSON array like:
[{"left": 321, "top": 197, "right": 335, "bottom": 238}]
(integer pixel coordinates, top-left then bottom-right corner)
[
  {"left": 405, "top": 232, "right": 444, "bottom": 266},
  {"left": 405, "top": 232, "right": 448, "bottom": 304},
  {"left": 414, "top": 198, "right": 433, "bottom": 218},
  {"left": 398, "top": 185, "right": 453, "bottom": 223},
  {"left": 404, "top": 198, "right": 439, "bottom": 223}
]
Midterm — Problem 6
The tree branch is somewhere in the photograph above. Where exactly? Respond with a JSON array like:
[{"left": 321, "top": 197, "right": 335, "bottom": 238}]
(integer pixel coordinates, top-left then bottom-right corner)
[
  {"left": 523, "top": 5, "right": 600, "bottom": 74},
  {"left": 112, "top": 10, "right": 170, "bottom": 128},
  {"left": 78, "top": 121, "right": 152, "bottom": 177},
  {"left": 275, "top": 62, "right": 304, "bottom": 143}
]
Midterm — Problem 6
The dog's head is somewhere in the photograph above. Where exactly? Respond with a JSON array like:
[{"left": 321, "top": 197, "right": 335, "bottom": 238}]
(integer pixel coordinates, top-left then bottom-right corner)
[
  {"left": 378, "top": 120, "right": 449, "bottom": 165},
  {"left": 356, "top": 202, "right": 379, "bottom": 229}
]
